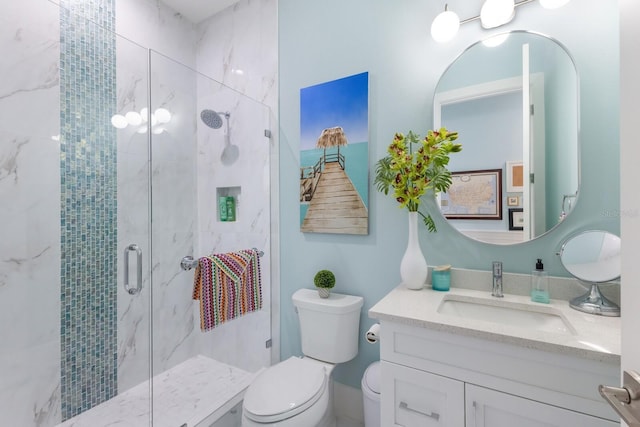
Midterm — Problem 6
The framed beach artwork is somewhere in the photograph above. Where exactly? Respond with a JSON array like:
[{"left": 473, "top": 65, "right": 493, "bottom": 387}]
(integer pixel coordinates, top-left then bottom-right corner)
[{"left": 299, "top": 72, "right": 369, "bottom": 235}]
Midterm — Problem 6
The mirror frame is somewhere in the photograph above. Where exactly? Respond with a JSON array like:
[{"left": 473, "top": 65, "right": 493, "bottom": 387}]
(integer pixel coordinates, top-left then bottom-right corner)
[{"left": 433, "top": 30, "right": 581, "bottom": 246}]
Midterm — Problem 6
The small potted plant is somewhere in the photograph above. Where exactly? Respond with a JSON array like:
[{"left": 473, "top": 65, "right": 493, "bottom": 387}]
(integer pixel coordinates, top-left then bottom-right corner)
[{"left": 314, "top": 269, "right": 335, "bottom": 298}]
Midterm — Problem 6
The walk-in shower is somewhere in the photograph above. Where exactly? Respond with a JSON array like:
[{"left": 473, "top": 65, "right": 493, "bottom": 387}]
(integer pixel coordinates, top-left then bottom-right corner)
[{"left": 1, "top": 1, "right": 273, "bottom": 425}]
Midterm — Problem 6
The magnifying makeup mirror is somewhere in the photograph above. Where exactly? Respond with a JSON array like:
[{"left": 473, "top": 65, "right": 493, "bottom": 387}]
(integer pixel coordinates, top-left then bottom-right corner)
[{"left": 558, "top": 230, "right": 621, "bottom": 317}]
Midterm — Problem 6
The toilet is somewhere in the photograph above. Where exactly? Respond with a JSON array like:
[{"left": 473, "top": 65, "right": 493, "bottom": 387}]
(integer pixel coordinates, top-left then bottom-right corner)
[{"left": 242, "top": 288, "right": 364, "bottom": 426}]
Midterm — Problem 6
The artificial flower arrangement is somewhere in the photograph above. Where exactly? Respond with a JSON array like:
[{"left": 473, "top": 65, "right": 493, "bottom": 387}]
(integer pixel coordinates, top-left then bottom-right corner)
[{"left": 374, "top": 128, "right": 462, "bottom": 232}]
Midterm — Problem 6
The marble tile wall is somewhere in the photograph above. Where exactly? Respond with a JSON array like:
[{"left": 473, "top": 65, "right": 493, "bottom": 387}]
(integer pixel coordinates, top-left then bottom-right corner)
[
  {"left": 196, "top": 0, "right": 278, "bottom": 109},
  {"left": 0, "top": 1, "right": 62, "bottom": 426}
]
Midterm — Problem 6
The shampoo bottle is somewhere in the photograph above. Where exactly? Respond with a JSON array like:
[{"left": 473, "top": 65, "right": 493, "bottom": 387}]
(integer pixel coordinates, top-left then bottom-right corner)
[
  {"left": 530, "top": 258, "right": 550, "bottom": 303},
  {"left": 226, "top": 196, "right": 236, "bottom": 222},
  {"left": 219, "top": 196, "right": 228, "bottom": 222}
]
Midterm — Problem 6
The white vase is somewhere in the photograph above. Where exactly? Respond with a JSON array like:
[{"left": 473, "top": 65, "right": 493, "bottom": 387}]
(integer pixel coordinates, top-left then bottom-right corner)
[{"left": 400, "top": 211, "right": 428, "bottom": 290}]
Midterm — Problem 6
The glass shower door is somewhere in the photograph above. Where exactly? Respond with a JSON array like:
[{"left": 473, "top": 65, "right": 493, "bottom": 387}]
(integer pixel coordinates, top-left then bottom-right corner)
[
  {"left": 148, "top": 50, "right": 273, "bottom": 425},
  {"left": 113, "top": 28, "right": 154, "bottom": 427}
]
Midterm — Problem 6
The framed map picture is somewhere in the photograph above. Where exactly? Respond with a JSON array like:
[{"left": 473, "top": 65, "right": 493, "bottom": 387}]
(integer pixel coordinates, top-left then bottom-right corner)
[{"left": 439, "top": 169, "right": 502, "bottom": 220}]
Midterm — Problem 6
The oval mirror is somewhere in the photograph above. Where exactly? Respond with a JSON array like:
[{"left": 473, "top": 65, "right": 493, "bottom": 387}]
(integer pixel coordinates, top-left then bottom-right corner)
[
  {"left": 559, "top": 230, "right": 620, "bottom": 316},
  {"left": 434, "top": 31, "right": 579, "bottom": 245}
]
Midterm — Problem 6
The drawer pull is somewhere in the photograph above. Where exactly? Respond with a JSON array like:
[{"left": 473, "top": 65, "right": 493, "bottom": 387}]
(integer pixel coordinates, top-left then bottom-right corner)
[{"left": 399, "top": 401, "right": 440, "bottom": 421}]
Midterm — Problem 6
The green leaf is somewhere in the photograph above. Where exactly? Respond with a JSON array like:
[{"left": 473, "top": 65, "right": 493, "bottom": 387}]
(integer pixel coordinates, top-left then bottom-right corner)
[
  {"left": 418, "top": 211, "right": 438, "bottom": 232},
  {"left": 374, "top": 156, "right": 394, "bottom": 195}
]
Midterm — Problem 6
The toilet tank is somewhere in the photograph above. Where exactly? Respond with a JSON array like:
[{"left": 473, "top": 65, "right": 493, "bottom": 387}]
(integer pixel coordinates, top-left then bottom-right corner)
[{"left": 292, "top": 288, "right": 364, "bottom": 363}]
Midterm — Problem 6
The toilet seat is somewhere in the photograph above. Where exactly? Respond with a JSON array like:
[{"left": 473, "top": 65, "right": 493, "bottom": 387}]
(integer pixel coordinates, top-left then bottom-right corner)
[{"left": 243, "top": 357, "right": 327, "bottom": 423}]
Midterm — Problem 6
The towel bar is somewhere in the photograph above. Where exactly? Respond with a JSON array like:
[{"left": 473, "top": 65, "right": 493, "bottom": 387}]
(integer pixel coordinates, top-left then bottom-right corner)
[{"left": 180, "top": 248, "right": 264, "bottom": 271}]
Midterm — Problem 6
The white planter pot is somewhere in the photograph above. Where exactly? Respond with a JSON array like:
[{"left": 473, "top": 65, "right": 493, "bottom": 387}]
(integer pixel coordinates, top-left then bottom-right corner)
[{"left": 317, "top": 287, "right": 331, "bottom": 298}]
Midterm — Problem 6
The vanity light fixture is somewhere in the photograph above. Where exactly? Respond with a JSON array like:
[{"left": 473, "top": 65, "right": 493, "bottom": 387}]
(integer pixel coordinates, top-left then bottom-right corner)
[
  {"left": 480, "top": 0, "right": 515, "bottom": 29},
  {"left": 430, "top": 0, "right": 571, "bottom": 43},
  {"left": 430, "top": 5, "right": 460, "bottom": 43}
]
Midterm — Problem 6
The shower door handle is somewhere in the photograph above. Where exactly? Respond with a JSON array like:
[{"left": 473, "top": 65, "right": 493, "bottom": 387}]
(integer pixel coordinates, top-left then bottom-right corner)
[{"left": 124, "top": 244, "right": 142, "bottom": 295}]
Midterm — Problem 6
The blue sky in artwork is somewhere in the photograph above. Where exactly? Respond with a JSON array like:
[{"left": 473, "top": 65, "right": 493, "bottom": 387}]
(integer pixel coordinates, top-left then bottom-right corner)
[{"left": 300, "top": 72, "right": 368, "bottom": 150}]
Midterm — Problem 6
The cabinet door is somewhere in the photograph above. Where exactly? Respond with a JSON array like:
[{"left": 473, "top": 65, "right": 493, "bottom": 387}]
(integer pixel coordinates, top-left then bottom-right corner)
[
  {"left": 466, "top": 384, "right": 619, "bottom": 427},
  {"left": 381, "top": 361, "right": 465, "bottom": 427}
]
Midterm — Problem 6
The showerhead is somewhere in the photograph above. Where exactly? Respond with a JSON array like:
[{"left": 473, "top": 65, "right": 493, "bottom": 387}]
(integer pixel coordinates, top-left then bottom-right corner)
[{"left": 200, "top": 109, "right": 230, "bottom": 130}]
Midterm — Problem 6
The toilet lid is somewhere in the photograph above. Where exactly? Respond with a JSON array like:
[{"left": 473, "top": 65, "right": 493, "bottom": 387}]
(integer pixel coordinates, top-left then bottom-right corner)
[{"left": 243, "top": 357, "right": 327, "bottom": 423}]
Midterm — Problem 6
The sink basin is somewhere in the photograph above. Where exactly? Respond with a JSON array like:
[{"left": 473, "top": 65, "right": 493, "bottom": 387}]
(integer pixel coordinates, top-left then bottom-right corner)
[{"left": 437, "top": 295, "right": 577, "bottom": 335}]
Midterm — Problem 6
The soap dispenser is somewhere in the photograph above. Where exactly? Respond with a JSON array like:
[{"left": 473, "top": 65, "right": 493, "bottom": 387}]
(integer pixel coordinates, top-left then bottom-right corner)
[{"left": 530, "top": 258, "right": 550, "bottom": 303}]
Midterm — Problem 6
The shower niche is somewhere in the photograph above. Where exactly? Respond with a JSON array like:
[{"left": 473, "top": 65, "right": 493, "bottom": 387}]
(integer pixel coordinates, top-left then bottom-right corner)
[{"left": 217, "top": 186, "right": 241, "bottom": 222}]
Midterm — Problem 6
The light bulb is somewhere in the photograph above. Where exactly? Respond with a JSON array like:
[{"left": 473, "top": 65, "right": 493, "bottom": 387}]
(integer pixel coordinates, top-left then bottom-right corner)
[
  {"left": 539, "top": 0, "right": 571, "bottom": 9},
  {"left": 154, "top": 108, "right": 172, "bottom": 124},
  {"left": 430, "top": 9, "right": 460, "bottom": 43},
  {"left": 111, "top": 114, "right": 128, "bottom": 129},
  {"left": 480, "top": 0, "right": 515, "bottom": 29},
  {"left": 140, "top": 107, "right": 149, "bottom": 123},
  {"left": 125, "top": 111, "right": 142, "bottom": 126}
]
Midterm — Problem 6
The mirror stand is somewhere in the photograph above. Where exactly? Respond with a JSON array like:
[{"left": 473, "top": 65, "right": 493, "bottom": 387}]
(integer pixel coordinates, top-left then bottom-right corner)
[{"left": 570, "top": 282, "right": 620, "bottom": 317}]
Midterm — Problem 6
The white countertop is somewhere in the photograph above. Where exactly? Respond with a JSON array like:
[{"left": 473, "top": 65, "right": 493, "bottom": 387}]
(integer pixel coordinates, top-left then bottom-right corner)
[{"left": 369, "top": 285, "right": 621, "bottom": 364}]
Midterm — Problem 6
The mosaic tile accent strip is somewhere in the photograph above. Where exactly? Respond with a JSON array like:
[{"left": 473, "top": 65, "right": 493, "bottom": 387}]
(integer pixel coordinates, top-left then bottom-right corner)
[{"left": 59, "top": 0, "right": 117, "bottom": 420}]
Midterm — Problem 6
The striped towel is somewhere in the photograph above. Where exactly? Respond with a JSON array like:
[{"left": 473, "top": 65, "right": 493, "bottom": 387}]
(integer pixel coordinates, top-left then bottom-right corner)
[{"left": 192, "top": 249, "right": 262, "bottom": 331}]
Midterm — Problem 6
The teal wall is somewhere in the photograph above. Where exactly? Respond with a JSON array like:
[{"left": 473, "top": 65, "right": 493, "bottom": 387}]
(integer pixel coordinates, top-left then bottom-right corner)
[{"left": 279, "top": 0, "right": 619, "bottom": 388}]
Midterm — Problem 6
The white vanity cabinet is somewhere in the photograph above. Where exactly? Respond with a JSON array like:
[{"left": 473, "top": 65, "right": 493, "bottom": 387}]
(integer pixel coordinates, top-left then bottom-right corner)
[
  {"left": 379, "top": 321, "right": 619, "bottom": 427},
  {"left": 381, "top": 361, "right": 465, "bottom": 426},
  {"left": 465, "top": 384, "right": 617, "bottom": 427}
]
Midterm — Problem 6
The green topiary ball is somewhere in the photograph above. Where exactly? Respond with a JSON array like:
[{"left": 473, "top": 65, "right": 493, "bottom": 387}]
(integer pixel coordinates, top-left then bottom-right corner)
[{"left": 314, "top": 269, "right": 335, "bottom": 289}]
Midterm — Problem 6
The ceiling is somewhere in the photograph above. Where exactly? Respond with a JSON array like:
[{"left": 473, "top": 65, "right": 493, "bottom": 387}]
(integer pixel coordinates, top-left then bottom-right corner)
[{"left": 159, "top": 0, "right": 239, "bottom": 24}]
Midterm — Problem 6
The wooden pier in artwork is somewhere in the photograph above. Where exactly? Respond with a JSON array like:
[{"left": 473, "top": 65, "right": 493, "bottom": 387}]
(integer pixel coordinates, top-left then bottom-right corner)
[{"left": 301, "top": 161, "right": 368, "bottom": 235}]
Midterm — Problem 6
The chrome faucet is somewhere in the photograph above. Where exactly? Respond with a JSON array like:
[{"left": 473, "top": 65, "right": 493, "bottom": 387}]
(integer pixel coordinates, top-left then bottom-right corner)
[{"left": 492, "top": 261, "right": 503, "bottom": 298}]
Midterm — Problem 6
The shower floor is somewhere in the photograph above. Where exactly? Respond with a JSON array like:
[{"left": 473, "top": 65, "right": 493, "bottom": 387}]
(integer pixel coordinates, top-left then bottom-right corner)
[{"left": 56, "top": 355, "right": 259, "bottom": 427}]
